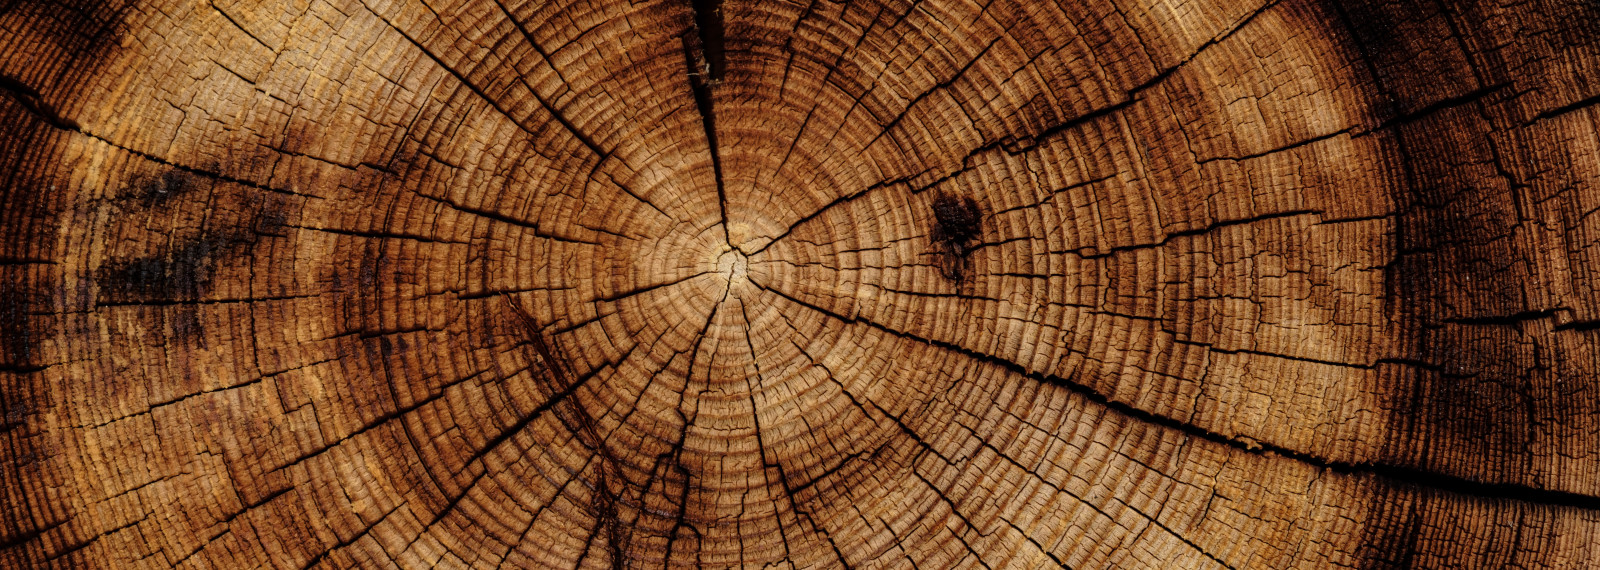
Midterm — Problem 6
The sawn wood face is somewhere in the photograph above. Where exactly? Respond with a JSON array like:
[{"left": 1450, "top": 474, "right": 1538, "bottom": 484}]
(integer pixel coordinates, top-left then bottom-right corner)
[{"left": 3, "top": 0, "right": 1600, "bottom": 567}]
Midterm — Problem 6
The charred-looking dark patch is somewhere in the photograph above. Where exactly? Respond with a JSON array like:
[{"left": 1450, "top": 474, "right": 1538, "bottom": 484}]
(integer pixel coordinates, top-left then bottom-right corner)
[
  {"left": 97, "top": 168, "right": 293, "bottom": 309},
  {"left": 99, "top": 237, "right": 226, "bottom": 304},
  {"left": 125, "top": 169, "right": 195, "bottom": 205},
  {"left": 97, "top": 230, "right": 256, "bottom": 343},
  {"left": 929, "top": 192, "right": 982, "bottom": 283},
  {"left": 932, "top": 193, "right": 982, "bottom": 244},
  {"left": 254, "top": 200, "right": 290, "bottom": 237}
]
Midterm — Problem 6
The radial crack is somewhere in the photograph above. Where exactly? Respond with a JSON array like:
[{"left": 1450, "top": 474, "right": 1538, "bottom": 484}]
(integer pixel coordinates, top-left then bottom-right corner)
[
  {"left": 683, "top": 0, "right": 731, "bottom": 245},
  {"left": 748, "top": 277, "right": 1600, "bottom": 512}
]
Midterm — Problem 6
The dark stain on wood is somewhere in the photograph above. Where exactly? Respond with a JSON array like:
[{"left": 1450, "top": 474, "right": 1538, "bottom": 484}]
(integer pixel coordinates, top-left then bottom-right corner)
[
  {"left": 99, "top": 236, "right": 225, "bottom": 303},
  {"left": 929, "top": 191, "right": 982, "bottom": 283},
  {"left": 124, "top": 169, "right": 195, "bottom": 206}
]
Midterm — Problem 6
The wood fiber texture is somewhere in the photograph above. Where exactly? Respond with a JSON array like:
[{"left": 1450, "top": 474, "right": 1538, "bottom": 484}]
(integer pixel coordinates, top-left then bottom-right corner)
[{"left": 4, "top": 0, "right": 1600, "bottom": 567}]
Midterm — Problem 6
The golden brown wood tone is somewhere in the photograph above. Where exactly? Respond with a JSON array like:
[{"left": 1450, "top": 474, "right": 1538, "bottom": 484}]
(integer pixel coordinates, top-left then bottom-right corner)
[{"left": 4, "top": 0, "right": 1600, "bottom": 567}]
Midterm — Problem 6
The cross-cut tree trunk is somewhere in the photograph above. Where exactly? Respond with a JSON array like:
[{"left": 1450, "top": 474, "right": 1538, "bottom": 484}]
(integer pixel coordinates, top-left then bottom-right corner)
[{"left": 4, "top": 0, "right": 1600, "bottom": 567}]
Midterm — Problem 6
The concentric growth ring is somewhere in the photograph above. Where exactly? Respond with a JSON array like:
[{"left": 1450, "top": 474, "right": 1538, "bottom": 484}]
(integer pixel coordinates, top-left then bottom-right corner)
[{"left": 4, "top": 0, "right": 1600, "bottom": 567}]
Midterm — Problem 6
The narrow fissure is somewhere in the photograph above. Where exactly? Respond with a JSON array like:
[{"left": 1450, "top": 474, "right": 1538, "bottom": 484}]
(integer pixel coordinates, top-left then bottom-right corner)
[
  {"left": 689, "top": 0, "right": 726, "bottom": 82},
  {"left": 751, "top": 277, "right": 1600, "bottom": 513},
  {"left": 683, "top": 0, "right": 730, "bottom": 245}
]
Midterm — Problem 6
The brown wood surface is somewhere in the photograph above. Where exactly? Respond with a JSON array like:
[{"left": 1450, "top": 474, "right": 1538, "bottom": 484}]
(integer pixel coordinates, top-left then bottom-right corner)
[{"left": 4, "top": 0, "right": 1600, "bottom": 567}]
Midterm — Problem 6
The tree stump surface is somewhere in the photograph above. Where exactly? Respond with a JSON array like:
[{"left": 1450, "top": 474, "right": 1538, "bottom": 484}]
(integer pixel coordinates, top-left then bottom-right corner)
[{"left": 4, "top": 0, "right": 1600, "bottom": 567}]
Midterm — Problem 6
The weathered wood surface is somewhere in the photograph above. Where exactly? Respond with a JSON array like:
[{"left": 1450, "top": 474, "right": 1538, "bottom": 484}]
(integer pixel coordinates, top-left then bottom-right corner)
[{"left": 4, "top": 0, "right": 1600, "bottom": 567}]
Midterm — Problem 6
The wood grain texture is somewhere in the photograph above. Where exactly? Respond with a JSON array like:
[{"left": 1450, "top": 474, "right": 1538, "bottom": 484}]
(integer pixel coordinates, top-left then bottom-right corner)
[{"left": 3, "top": 0, "right": 1600, "bottom": 567}]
